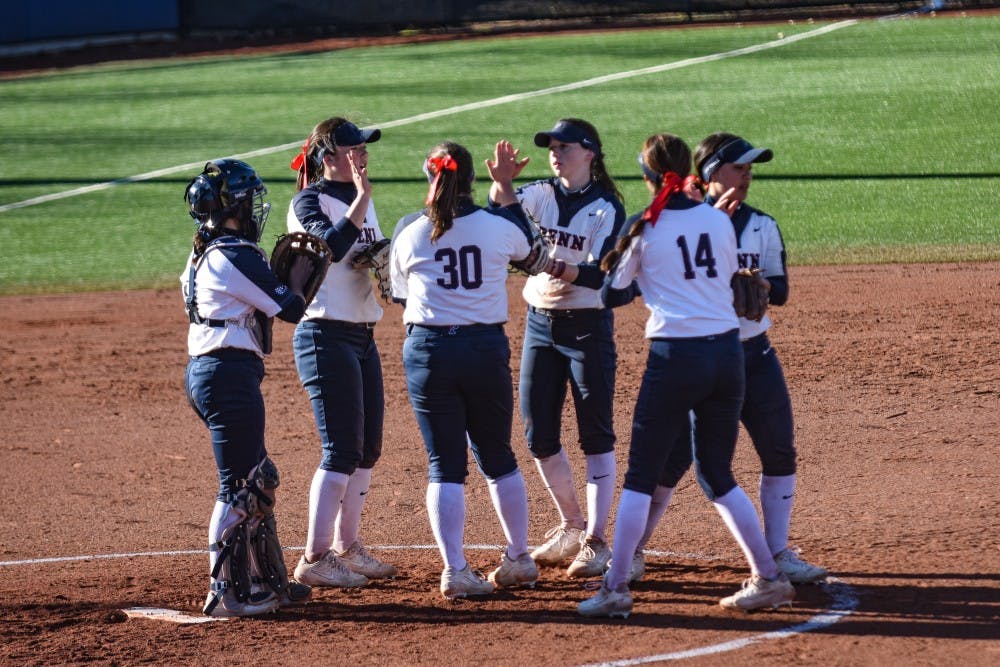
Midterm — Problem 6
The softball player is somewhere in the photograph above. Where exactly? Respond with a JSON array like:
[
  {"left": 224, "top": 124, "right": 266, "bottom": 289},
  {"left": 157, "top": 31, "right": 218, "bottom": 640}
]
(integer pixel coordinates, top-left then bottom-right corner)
[
  {"left": 489, "top": 119, "right": 630, "bottom": 578},
  {"left": 391, "top": 141, "right": 552, "bottom": 599},
  {"left": 628, "top": 134, "right": 828, "bottom": 585},
  {"left": 286, "top": 117, "right": 397, "bottom": 589},
  {"left": 182, "top": 159, "right": 313, "bottom": 617},
  {"left": 578, "top": 134, "right": 795, "bottom": 618}
]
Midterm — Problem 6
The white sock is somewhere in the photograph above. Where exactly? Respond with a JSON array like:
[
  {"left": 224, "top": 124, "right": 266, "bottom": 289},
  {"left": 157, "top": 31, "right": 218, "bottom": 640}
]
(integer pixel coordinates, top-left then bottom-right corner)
[
  {"left": 487, "top": 470, "right": 530, "bottom": 559},
  {"left": 584, "top": 451, "right": 616, "bottom": 541},
  {"left": 760, "top": 473, "right": 796, "bottom": 556},
  {"left": 534, "top": 449, "right": 585, "bottom": 529},
  {"left": 305, "top": 468, "right": 350, "bottom": 562},
  {"left": 637, "top": 485, "right": 676, "bottom": 550},
  {"left": 426, "top": 482, "right": 467, "bottom": 571},
  {"left": 605, "top": 489, "right": 651, "bottom": 591},
  {"left": 712, "top": 486, "right": 779, "bottom": 579},
  {"left": 333, "top": 467, "right": 374, "bottom": 553}
]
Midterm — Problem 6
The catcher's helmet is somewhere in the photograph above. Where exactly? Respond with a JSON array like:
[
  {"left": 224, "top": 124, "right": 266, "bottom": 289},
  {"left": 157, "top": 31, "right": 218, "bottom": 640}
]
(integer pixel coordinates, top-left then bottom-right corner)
[{"left": 185, "top": 159, "right": 271, "bottom": 241}]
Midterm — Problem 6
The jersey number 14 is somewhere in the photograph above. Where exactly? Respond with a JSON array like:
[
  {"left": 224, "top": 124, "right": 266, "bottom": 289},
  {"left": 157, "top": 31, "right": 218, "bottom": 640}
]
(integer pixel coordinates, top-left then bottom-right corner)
[{"left": 676, "top": 233, "right": 718, "bottom": 280}]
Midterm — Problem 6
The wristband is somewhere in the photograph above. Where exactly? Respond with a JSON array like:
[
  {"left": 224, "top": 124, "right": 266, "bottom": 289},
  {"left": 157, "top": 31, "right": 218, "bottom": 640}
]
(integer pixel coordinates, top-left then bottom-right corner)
[{"left": 550, "top": 258, "right": 567, "bottom": 279}]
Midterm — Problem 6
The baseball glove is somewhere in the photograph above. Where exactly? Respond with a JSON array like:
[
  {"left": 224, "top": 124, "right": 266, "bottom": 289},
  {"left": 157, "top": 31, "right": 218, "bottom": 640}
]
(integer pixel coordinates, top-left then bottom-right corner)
[
  {"left": 351, "top": 238, "right": 392, "bottom": 303},
  {"left": 731, "top": 268, "right": 770, "bottom": 322},
  {"left": 270, "top": 231, "right": 332, "bottom": 305},
  {"left": 509, "top": 211, "right": 555, "bottom": 276}
]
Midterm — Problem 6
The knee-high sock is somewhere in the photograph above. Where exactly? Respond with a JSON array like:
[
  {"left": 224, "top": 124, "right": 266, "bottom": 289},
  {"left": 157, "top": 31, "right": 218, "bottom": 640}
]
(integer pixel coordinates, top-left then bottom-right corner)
[
  {"left": 426, "top": 482, "right": 467, "bottom": 570},
  {"left": 760, "top": 473, "right": 795, "bottom": 556},
  {"left": 333, "top": 467, "right": 374, "bottom": 553},
  {"left": 534, "top": 448, "right": 585, "bottom": 529},
  {"left": 208, "top": 499, "right": 247, "bottom": 581},
  {"left": 637, "top": 485, "right": 676, "bottom": 550},
  {"left": 712, "top": 486, "right": 778, "bottom": 579},
  {"left": 305, "top": 468, "right": 350, "bottom": 562},
  {"left": 605, "top": 489, "right": 651, "bottom": 591},
  {"left": 584, "top": 451, "right": 616, "bottom": 541},
  {"left": 487, "top": 470, "right": 530, "bottom": 559}
]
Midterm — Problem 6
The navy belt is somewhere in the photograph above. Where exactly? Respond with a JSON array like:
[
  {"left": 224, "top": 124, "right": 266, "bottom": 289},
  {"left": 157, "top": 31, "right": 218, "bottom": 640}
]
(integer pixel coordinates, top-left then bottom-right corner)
[
  {"left": 530, "top": 305, "right": 601, "bottom": 319},
  {"left": 408, "top": 323, "right": 503, "bottom": 335},
  {"left": 196, "top": 348, "right": 259, "bottom": 360},
  {"left": 320, "top": 319, "right": 376, "bottom": 330}
]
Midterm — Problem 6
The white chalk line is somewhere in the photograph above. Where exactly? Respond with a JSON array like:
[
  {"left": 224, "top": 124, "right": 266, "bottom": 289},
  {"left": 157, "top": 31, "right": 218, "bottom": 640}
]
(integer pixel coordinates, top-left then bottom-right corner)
[
  {"left": 0, "top": 20, "right": 856, "bottom": 215},
  {"left": 3, "top": 543, "right": 857, "bottom": 662},
  {"left": 0, "top": 544, "right": 718, "bottom": 568}
]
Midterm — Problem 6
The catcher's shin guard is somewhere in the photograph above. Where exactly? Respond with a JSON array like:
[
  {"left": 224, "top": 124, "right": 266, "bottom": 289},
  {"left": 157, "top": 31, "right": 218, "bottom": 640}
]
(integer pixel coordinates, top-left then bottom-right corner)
[
  {"left": 204, "top": 499, "right": 256, "bottom": 616},
  {"left": 245, "top": 457, "right": 311, "bottom": 603}
]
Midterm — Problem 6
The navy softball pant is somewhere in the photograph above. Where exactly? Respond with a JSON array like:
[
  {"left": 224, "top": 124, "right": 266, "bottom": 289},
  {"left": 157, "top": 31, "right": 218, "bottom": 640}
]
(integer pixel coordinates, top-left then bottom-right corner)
[
  {"left": 519, "top": 306, "right": 617, "bottom": 458},
  {"left": 403, "top": 323, "right": 519, "bottom": 484},
  {"left": 185, "top": 348, "right": 267, "bottom": 502},
  {"left": 293, "top": 319, "right": 385, "bottom": 475},
  {"left": 624, "top": 329, "right": 745, "bottom": 500},
  {"left": 657, "top": 331, "right": 797, "bottom": 487}
]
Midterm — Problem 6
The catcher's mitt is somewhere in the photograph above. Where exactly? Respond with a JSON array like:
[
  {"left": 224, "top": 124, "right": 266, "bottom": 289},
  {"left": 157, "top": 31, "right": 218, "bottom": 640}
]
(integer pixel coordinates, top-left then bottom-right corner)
[
  {"left": 351, "top": 238, "right": 392, "bottom": 303},
  {"left": 731, "top": 268, "right": 770, "bottom": 322},
  {"left": 270, "top": 231, "right": 332, "bottom": 305}
]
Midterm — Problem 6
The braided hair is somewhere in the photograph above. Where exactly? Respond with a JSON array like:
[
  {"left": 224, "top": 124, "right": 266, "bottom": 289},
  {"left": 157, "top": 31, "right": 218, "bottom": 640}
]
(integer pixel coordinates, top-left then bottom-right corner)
[
  {"left": 601, "top": 133, "right": 692, "bottom": 273},
  {"left": 424, "top": 142, "right": 474, "bottom": 243}
]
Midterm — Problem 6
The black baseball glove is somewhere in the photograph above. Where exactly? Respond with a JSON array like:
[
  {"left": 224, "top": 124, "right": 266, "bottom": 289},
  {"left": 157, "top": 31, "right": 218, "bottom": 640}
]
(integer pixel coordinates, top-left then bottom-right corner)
[
  {"left": 270, "top": 231, "right": 332, "bottom": 305},
  {"left": 731, "top": 267, "right": 770, "bottom": 322}
]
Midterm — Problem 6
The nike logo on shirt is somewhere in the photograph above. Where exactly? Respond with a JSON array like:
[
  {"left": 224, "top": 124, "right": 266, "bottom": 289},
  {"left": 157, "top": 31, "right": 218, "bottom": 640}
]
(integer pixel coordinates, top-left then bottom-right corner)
[
  {"left": 592, "top": 474, "right": 610, "bottom": 480},
  {"left": 576, "top": 333, "right": 592, "bottom": 341}
]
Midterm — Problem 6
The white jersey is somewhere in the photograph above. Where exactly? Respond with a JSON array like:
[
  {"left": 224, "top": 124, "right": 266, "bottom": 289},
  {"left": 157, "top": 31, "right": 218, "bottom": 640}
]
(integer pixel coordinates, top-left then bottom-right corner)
[
  {"left": 608, "top": 200, "right": 740, "bottom": 339},
  {"left": 726, "top": 201, "right": 787, "bottom": 340},
  {"left": 513, "top": 178, "right": 624, "bottom": 310},
  {"left": 287, "top": 179, "right": 385, "bottom": 323},
  {"left": 391, "top": 203, "right": 531, "bottom": 326},
  {"left": 180, "top": 238, "right": 297, "bottom": 358}
]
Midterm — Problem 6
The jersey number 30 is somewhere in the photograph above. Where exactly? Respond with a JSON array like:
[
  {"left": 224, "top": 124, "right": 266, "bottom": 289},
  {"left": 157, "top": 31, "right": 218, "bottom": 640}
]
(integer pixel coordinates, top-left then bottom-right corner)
[
  {"left": 435, "top": 245, "right": 483, "bottom": 290},
  {"left": 676, "top": 233, "right": 718, "bottom": 280}
]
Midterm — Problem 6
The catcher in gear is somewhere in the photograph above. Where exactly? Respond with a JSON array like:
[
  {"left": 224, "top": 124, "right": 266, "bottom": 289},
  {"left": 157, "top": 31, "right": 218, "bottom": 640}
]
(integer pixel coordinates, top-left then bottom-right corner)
[
  {"left": 286, "top": 117, "right": 398, "bottom": 588},
  {"left": 181, "top": 159, "right": 313, "bottom": 617}
]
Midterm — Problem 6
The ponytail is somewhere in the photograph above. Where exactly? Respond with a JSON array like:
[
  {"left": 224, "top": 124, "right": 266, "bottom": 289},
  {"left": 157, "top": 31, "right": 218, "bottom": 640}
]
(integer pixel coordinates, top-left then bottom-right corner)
[
  {"left": 601, "top": 133, "right": 694, "bottom": 273},
  {"left": 423, "top": 142, "right": 474, "bottom": 243}
]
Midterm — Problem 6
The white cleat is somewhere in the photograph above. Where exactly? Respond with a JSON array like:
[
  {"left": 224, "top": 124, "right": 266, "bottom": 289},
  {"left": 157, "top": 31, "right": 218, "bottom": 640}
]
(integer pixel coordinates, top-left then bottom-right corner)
[{"left": 719, "top": 573, "right": 795, "bottom": 612}]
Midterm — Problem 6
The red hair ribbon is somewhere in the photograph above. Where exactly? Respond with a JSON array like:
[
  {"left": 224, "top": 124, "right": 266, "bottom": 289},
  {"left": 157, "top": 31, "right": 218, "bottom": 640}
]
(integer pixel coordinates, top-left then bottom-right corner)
[
  {"left": 641, "top": 172, "right": 686, "bottom": 226},
  {"left": 424, "top": 154, "right": 458, "bottom": 205},
  {"left": 289, "top": 138, "right": 310, "bottom": 171}
]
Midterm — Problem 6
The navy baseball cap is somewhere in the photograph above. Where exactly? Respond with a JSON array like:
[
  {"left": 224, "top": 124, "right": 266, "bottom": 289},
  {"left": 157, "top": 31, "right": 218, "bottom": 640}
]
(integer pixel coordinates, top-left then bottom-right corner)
[
  {"left": 700, "top": 137, "right": 773, "bottom": 182},
  {"left": 333, "top": 121, "right": 381, "bottom": 147},
  {"left": 534, "top": 120, "right": 600, "bottom": 154}
]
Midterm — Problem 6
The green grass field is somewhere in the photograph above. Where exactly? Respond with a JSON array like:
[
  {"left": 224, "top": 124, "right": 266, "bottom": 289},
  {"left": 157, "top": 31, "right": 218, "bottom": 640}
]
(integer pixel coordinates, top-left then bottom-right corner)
[{"left": 1, "top": 15, "right": 997, "bottom": 294}]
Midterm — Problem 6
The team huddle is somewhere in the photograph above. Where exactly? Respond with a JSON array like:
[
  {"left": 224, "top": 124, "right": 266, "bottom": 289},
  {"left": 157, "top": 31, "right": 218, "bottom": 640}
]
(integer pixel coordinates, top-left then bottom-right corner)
[{"left": 180, "top": 115, "right": 828, "bottom": 620}]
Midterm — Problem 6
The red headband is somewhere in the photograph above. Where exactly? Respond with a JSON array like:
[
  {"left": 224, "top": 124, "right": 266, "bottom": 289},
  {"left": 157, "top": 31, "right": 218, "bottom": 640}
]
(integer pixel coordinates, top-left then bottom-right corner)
[
  {"left": 424, "top": 155, "right": 458, "bottom": 205},
  {"left": 290, "top": 138, "right": 310, "bottom": 171},
  {"left": 641, "top": 172, "right": 687, "bottom": 226}
]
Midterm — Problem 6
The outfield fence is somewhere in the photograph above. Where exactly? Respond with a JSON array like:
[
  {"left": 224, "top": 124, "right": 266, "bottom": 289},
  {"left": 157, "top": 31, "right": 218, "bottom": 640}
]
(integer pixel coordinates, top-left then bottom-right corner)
[{"left": 2, "top": 0, "right": 996, "bottom": 54}]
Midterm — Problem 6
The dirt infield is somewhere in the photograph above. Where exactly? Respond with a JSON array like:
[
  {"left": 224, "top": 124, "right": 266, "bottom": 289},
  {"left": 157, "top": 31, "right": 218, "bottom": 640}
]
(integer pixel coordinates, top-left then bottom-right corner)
[{"left": 1, "top": 263, "right": 998, "bottom": 665}]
